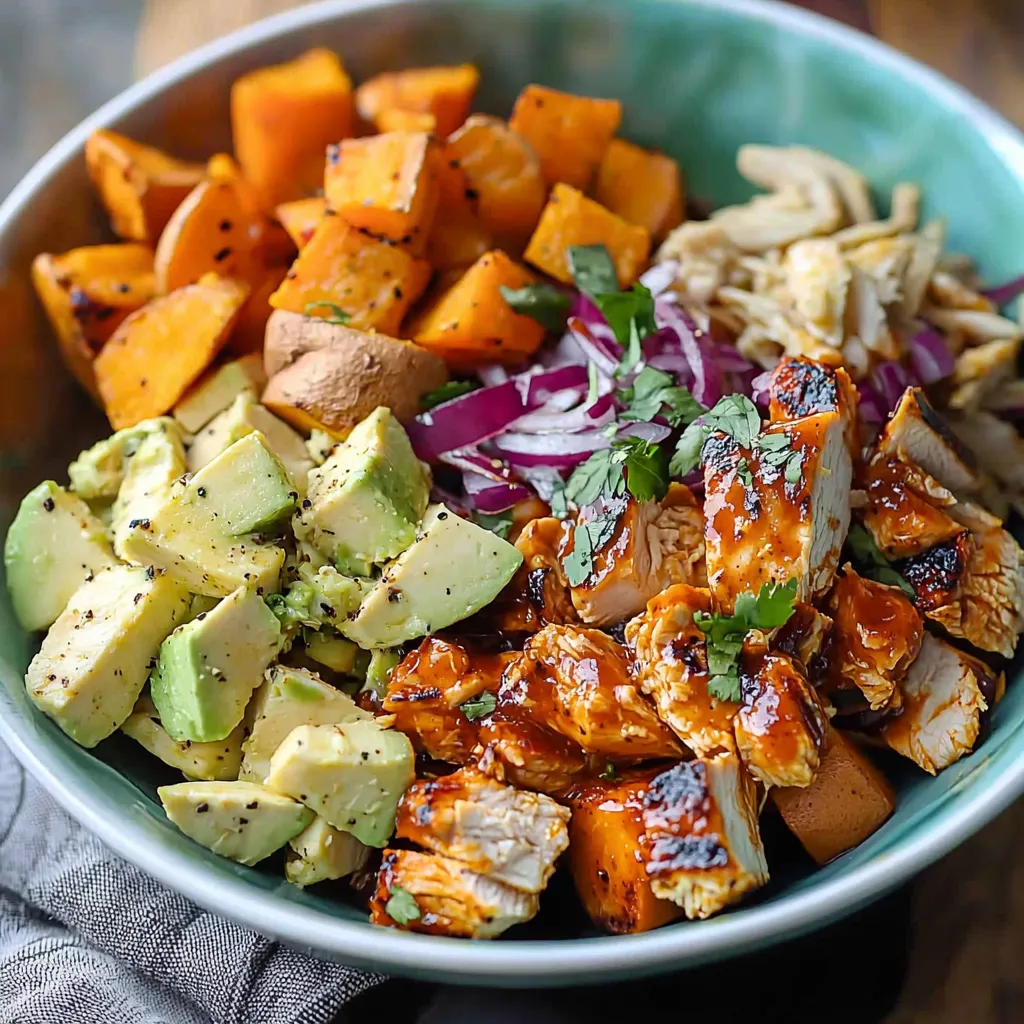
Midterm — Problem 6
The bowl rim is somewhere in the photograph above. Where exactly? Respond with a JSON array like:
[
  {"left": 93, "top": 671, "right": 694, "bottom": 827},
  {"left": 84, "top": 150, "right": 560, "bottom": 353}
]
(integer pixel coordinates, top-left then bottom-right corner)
[{"left": 4, "top": 0, "right": 1024, "bottom": 983}]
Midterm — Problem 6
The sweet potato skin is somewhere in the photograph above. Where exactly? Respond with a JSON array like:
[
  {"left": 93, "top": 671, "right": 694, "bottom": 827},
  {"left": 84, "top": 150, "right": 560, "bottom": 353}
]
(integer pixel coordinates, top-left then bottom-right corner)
[
  {"left": 509, "top": 85, "right": 621, "bottom": 190},
  {"left": 594, "top": 138, "right": 685, "bottom": 242},
  {"left": 324, "top": 131, "right": 440, "bottom": 250},
  {"left": 411, "top": 250, "right": 545, "bottom": 361},
  {"left": 268, "top": 216, "right": 431, "bottom": 336},
  {"left": 231, "top": 47, "right": 354, "bottom": 211},
  {"left": 275, "top": 197, "right": 326, "bottom": 250},
  {"left": 95, "top": 273, "right": 249, "bottom": 429},
  {"left": 525, "top": 184, "right": 651, "bottom": 287},
  {"left": 356, "top": 64, "right": 479, "bottom": 137},
  {"left": 85, "top": 130, "right": 204, "bottom": 243},
  {"left": 445, "top": 115, "right": 547, "bottom": 250}
]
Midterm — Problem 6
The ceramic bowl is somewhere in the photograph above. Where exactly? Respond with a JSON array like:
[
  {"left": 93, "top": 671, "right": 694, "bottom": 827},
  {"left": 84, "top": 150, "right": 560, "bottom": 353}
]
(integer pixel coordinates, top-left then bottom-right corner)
[{"left": 1, "top": 0, "right": 1023, "bottom": 986}]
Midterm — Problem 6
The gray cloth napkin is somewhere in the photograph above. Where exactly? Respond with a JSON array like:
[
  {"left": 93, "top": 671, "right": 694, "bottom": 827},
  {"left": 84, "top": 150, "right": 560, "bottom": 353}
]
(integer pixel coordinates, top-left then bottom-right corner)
[{"left": 0, "top": 741, "right": 385, "bottom": 1024}]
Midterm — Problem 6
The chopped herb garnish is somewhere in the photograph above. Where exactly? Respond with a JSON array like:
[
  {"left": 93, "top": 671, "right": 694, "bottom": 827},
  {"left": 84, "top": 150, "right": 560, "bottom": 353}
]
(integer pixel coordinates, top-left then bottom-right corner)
[
  {"left": 669, "top": 393, "right": 763, "bottom": 478},
  {"left": 618, "top": 436, "right": 669, "bottom": 503},
  {"left": 460, "top": 690, "right": 498, "bottom": 721},
  {"left": 566, "top": 448, "right": 625, "bottom": 508},
  {"left": 498, "top": 283, "right": 571, "bottom": 332},
  {"left": 473, "top": 509, "right": 514, "bottom": 539},
  {"left": 754, "top": 431, "right": 803, "bottom": 485},
  {"left": 303, "top": 301, "right": 351, "bottom": 325},
  {"left": 621, "top": 366, "right": 705, "bottom": 428},
  {"left": 599, "top": 762, "right": 619, "bottom": 781},
  {"left": 566, "top": 436, "right": 670, "bottom": 509},
  {"left": 549, "top": 478, "right": 569, "bottom": 520},
  {"left": 694, "top": 579, "right": 799, "bottom": 701},
  {"left": 562, "top": 508, "right": 621, "bottom": 587},
  {"left": 568, "top": 244, "right": 619, "bottom": 298},
  {"left": 421, "top": 379, "right": 478, "bottom": 410},
  {"left": 846, "top": 524, "right": 916, "bottom": 597},
  {"left": 385, "top": 884, "right": 422, "bottom": 925}
]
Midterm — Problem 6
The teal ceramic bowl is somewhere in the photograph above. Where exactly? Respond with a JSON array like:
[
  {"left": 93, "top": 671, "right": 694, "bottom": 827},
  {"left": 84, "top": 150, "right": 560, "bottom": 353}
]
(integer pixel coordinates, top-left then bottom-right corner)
[{"left": 1, "top": 0, "right": 1023, "bottom": 986}]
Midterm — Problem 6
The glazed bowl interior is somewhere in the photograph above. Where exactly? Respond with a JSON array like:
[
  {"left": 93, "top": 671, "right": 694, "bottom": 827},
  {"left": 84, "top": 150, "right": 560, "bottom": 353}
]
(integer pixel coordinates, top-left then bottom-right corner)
[{"left": 1, "top": 0, "right": 1024, "bottom": 986}]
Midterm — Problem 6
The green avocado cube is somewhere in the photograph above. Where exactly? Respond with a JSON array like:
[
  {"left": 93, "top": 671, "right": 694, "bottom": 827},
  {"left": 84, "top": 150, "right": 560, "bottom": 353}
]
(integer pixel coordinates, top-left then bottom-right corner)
[
  {"left": 239, "top": 664, "right": 370, "bottom": 783},
  {"left": 342, "top": 504, "right": 523, "bottom": 649},
  {"left": 4, "top": 481, "right": 117, "bottom": 632},
  {"left": 26, "top": 565, "right": 191, "bottom": 748},
  {"left": 150, "top": 585, "right": 282, "bottom": 743},
  {"left": 265, "top": 720, "right": 415, "bottom": 847},
  {"left": 297, "top": 407, "right": 429, "bottom": 574},
  {"left": 158, "top": 780, "right": 312, "bottom": 866},
  {"left": 304, "top": 633, "right": 360, "bottom": 674},
  {"left": 173, "top": 354, "right": 266, "bottom": 434},
  {"left": 285, "top": 816, "right": 369, "bottom": 888}
]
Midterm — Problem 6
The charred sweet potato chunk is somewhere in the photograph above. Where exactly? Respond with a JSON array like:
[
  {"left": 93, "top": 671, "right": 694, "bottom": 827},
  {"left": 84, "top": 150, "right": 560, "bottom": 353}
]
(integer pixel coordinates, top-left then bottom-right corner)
[
  {"left": 594, "top": 138, "right": 684, "bottom": 242},
  {"left": 356, "top": 64, "right": 479, "bottom": 137}
]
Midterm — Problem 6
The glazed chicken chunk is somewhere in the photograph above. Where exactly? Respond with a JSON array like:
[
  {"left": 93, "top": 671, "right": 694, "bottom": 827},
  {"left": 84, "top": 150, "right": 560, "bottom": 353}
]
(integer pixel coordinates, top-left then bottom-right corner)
[
  {"left": 499, "top": 516, "right": 578, "bottom": 630},
  {"left": 882, "top": 633, "right": 996, "bottom": 775},
  {"left": 641, "top": 755, "right": 769, "bottom": 920},
  {"left": 370, "top": 849, "right": 539, "bottom": 938},
  {"left": 827, "top": 565, "right": 923, "bottom": 710},
  {"left": 395, "top": 766, "right": 570, "bottom": 893},
  {"left": 767, "top": 356, "right": 860, "bottom": 456}
]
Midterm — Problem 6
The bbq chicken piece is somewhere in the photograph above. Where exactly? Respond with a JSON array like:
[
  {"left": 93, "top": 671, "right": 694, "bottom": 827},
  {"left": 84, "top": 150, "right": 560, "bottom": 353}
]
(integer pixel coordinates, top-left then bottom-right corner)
[
  {"left": 395, "top": 766, "right": 570, "bottom": 892},
  {"left": 564, "top": 484, "right": 706, "bottom": 626},
  {"left": 567, "top": 769, "right": 684, "bottom": 934},
  {"left": 734, "top": 638, "right": 829, "bottom": 789},
  {"left": 507, "top": 624, "right": 683, "bottom": 762},
  {"left": 882, "top": 633, "right": 993, "bottom": 774},
  {"left": 370, "top": 848, "right": 539, "bottom": 938},
  {"left": 496, "top": 516, "right": 578, "bottom": 631},
  {"left": 641, "top": 755, "right": 768, "bottom": 919},
  {"left": 827, "top": 565, "right": 923, "bottom": 710},
  {"left": 703, "top": 408, "right": 852, "bottom": 608},
  {"left": 474, "top": 715, "right": 588, "bottom": 797},
  {"left": 767, "top": 356, "right": 860, "bottom": 457},
  {"left": 625, "top": 584, "right": 737, "bottom": 757},
  {"left": 771, "top": 602, "right": 833, "bottom": 673}
]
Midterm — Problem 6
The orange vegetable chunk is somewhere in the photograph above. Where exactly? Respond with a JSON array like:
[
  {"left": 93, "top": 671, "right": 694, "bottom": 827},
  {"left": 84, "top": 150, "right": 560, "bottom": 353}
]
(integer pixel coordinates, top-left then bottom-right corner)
[
  {"left": 85, "top": 130, "right": 205, "bottom": 244},
  {"left": 427, "top": 152, "right": 493, "bottom": 271},
  {"left": 95, "top": 273, "right": 249, "bottom": 429},
  {"left": 374, "top": 109, "right": 437, "bottom": 134},
  {"left": 231, "top": 47, "right": 354, "bottom": 211},
  {"left": 324, "top": 131, "right": 440, "bottom": 250},
  {"left": 269, "top": 216, "right": 431, "bottom": 336},
  {"left": 524, "top": 184, "right": 650, "bottom": 286},
  {"left": 226, "top": 265, "right": 289, "bottom": 356},
  {"left": 594, "top": 138, "right": 684, "bottom": 242},
  {"left": 275, "top": 197, "right": 327, "bottom": 250},
  {"left": 445, "top": 116, "right": 547, "bottom": 249},
  {"left": 411, "top": 250, "right": 545, "bottom": 360},
  {"left": 356, "top": 64, "right": 479, "bottom": 137},
  {"left": 508, "top": 84, "right": 621, "bottom": 190}
]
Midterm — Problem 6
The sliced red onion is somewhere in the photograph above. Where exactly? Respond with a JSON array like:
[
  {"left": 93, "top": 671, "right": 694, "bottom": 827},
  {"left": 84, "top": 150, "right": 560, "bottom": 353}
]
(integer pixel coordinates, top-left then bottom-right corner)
[
  {"left": 510, "top": 395, "right": 616, "bottom": 434},
  {"left": 709, "top": 342, "right": 756, "bottom": 374},
  {"left": 492, "top": 429, "right": 611, "bottom": 468},
  {"left": 519, "top": 364, "right": 590, "bottom": 406},
  {"left": 982, "top": 274, "right": 1024, "bottom": 308},
  {"left": 654, "top": 296, "right": 724, "bottom": 406},
  {"left": 440, "top": 448, "right": 517, "bottom": 483},
  {"left": 463, "top": 471, "right": 532, "bottom": 513},
  {"left": 477, "top": 365, "right": 509, "bottom": 387},
  {"left": 565, "top": 317, "right": 621, "bottom": 378},
  {"left": 908, "top": 327, "right": 955, "bottom": 384},
  {"left": 430, "top": 486, "right": 472, "bottom": 517},
  {"left": 517, "top": 465, "right": 565, "bottom": 503},
  {"left": 868, "top": 363, "right": 914, "bottom": 415},
  {"left": 750, "top": 370, "right": 772, "bottom": 408},
  {"left": 638, "top": 260, "right": 679, "bottom": 298},
  {"left": 616, "top": 421, "right": 672, "bottom": 444},
  {"left": 856, "top": 381, "right": 887, "bottom": 424}
]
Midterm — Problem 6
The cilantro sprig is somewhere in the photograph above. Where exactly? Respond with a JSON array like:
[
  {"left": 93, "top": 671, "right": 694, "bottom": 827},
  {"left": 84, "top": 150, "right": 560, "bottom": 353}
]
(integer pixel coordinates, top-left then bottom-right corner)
[
  {"left": 473, "top": 509, "right": 514, "bottom": 539},
  {"left": 566, "top": 436, "right": 669, "bottom": 508},
  {"left": 384, "top": 885, "right": 421, "bottom": 925},
  {"left": 694, "top": 580, "right": 799, "bottom": 701},
  {"left": 421, "top": 379, "right": 478, "bottom": 410},
  {"left": 846, "top": 524, "right": 916, "bottom": 598},
  {"left": 499, "top": 283, "right": 571, "bottom": 332},
  {"left": 562, "top": 507, "right": 621, "bottom": 587},
  {"left": 460, "top": 690, "right": 498, "bottom": 721},
  {"left": 621, "top": 366, "right": 705, "bottom": 428}
]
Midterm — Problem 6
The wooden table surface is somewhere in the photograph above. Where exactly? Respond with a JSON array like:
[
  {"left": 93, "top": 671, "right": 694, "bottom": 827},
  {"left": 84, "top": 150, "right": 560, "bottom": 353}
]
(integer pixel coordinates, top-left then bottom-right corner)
[{"left": 9, "top": 1, "right": 1024, "bottom": 1019}]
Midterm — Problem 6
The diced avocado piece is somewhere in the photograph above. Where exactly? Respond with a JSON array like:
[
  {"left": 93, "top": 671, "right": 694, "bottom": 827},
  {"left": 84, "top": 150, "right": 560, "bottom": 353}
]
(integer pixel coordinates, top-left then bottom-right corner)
[
  {"left": 186, "top": 594, "right": 219, "bottom": 621},
  {"left": 297, "top": 407, "right": 430, "bottom": 575},
  {"left": 361, "top": 648, "right": 402, "bottom": 699},
  {"left": 122, "top": 694, "right": 243, "bottom": 780},
  {"left": 158, "top": 780, "right": 312, "bottom": 865},
  {"left": 119, "top": 432, "right": 292, "bottom": 597},
  {"left": 4, "top": 481, "right": 117, "bottom": 632},
  {"left": 174, "top": 354, "right": 267, "bottom": 434},
  {"left": 26, "top": 565, "right": 191, "bottom": 748},
  {"left": 68, "top": 421, "right": 155, "bottom": 501},
  {"left": 304, "top": 633, "right": 360, "bottom": 674},
  {"left": 187, "top": 392, "right": 314, "bottom": 496},
  {"left": 343, "top": 505, "right": 523, "bottom": 649},
  {"left": 266, "top": 720, "right": 415, "bottom": 847},
  {"left": 150, "top": 586, "right": 282, "bottom": 742},
  {"left": 111, "top": 419, "right": 187, "bottom": 557},
  {"left": 239, "top": 664, "right": 371, "bottom": 783},
  {"left": 306, "top": 429, "right": 337, "bottom": 466},
  {"left": 285, "top": 816, "right": 369, "bottom": 888},
  {"left": 266, "top": 565, "right": 363, "bottom": 633}
]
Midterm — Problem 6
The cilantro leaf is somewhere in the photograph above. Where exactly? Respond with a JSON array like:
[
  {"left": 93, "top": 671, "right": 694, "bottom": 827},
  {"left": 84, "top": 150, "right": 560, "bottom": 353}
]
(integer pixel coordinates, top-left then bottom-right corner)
[
  {"left": 704, "top": 394, "right": 762, "bottom": 449},
  {"left": 499, "top": 283, "right": 571, "bottom": 332},
  {"left": 568, "top": 244, "right": 619, "bottom": 297},
  {"left": 565, "top": 449, "right": 624, "bottom": 509},
  {"left": 707, "top": 667, "right": 742, "bottom": 703},
  {"left": 591, "top": 285, "right": 657, "bottom": 363},
  {"left": 732, "top": 578, "right": 799, "bottom": 630},
  {"left": 616, "top": 437, "right": 669, "bottom": 503},
  {"left": 621, "top": 366, "right": 704, "bottom": 428},
  {"left": 784, "top": 451, "right": 804, "bottom": 485},
  {"left": 304, "top": 301, "right": 350, "bottom": 325},
  {"left": 420, "top": 380, "right": 478, "bottom": 410},
  {"left": 669, "top": 420, "right": 707, "bottom": 478},
  {"left": 549, "top": 477, "right": 569, "bottom": 520},
  {"left": 460, "top": 690, "right": 498, "bottom": 721},
  {"left": 846, "top": 524, "right": 916, "bottom": 598},
  {"left": 562, "top": 510, "right": 620, "bottom": 587},
  {"left": 473, "top": 510, "right": 514, "bottom": 539},
  {"left": 385, "top": 885, "right": 422, "bottom": 925},
  {"left": 599, "top": 762, "right": 619, "bottom": 781}
]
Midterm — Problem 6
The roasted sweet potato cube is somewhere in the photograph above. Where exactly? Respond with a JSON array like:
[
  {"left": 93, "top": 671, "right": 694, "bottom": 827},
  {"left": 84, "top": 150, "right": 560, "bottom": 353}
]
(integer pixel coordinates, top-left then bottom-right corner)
[
  {"left": 411, "top": 250, "right": 545, "bottom": 359},
  {"left": 231, "top": 47, "right": 354, "bottom": 210},
  {"left": 324, "top": 131, "right": 440, "bottom": 250},
  {"left": 594, "top": 138, "right": 684, "bottom": 242},
  {"left": 509, "top": 84, "right": 621, "bottom": 190},
  {"left": 445, "top": 115, "right": 547, "bottom": 249},
  {"left": 567, "top": 770, "right": 684, "bottom": 935},
  {"left": 374, "top": 109, "right": 438, "bottom": 134},
  {"left": 771, "top": 727, "right": 895, "bottom": 865},
  {"left": 356, "top": 64, "right": 479, "bottom": 137},
  {"left": 426, "top": 152, "right": 493, "bottom": 271},
  {"left": 525, "top": 184, "right": 650, "bottom": 287},
  {"left": 226, "top": 265, "right": 288, "bottom": 356},
  {"left": 85, "top": 130, "right": 205, "bottom": 244},
  {"left": 95, "top": 273, "right": 249, "bottom": 429},
  {"left": 275, "top": 197, "right": 326, "bottom": 251},
  {"left": 269, "top": 216, "right": 431, "bottom": 336}
]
